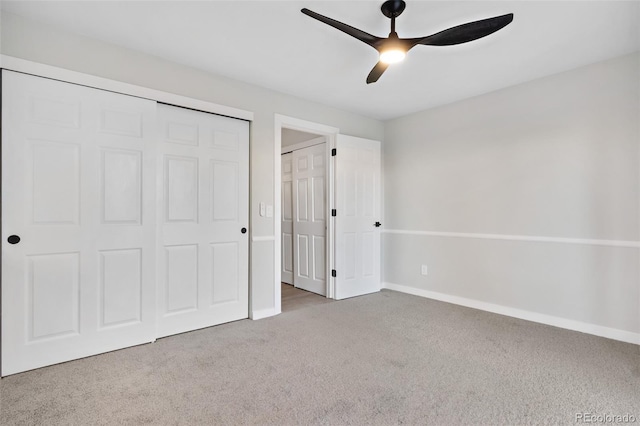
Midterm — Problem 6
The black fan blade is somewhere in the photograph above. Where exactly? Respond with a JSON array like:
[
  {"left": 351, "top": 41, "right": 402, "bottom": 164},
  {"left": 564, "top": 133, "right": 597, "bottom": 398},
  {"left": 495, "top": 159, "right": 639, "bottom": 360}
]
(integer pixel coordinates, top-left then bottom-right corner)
[
  {"left": 409, "top": 13, "right": 513, "bottom": 47},
  {"left": 366, "top": 62, "right": 389, "bottom": 84},
  {"left": 302, "top": 8, "right": 382, "bottom": 48}
]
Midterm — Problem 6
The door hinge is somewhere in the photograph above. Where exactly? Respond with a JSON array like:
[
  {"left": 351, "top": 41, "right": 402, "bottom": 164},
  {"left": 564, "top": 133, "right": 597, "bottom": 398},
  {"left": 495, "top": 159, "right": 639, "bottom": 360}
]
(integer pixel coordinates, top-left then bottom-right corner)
[
  {"left": 331, "top": 209, "right": 336, "bottom": 217},
  {"left": 331, "top": 269, "right": 337, "bottom": 277},
  {"left": 331, "top": 148, "right": 337, "bottom": 156}
]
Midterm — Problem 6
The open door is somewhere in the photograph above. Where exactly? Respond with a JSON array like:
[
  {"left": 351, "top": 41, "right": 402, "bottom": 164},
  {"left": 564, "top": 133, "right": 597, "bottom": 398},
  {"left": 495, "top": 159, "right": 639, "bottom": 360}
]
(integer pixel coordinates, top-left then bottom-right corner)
[{"left": 334, "top": 135, "right": 381, "bottom": 300}]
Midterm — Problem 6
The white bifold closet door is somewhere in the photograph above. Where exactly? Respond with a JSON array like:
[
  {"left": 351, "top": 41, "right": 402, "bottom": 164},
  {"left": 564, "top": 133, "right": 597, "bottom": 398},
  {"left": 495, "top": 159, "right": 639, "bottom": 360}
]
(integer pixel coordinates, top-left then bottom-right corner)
[
  {"left": 1, "top": 71, "right": 158, "bottom": 376},
  {"left": 292, "top": 143, "right": 326, "bottom": 296},
  {"left": 281, "top": 152, "right": 294, "bottom": 285},
  {"left": 156, "top": 104, "right": 249, "bottom": 338}
]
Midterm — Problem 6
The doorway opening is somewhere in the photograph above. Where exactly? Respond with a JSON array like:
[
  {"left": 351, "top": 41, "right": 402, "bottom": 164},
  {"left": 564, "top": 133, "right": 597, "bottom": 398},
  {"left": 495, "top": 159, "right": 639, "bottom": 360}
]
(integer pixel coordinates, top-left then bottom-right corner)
[
  {"left": 274, "top": 115, "right": 339, "bottom": 314},
  {"left": 282, "top": 131, "right": 325, "bottom": 290},
  {"left": 281, "top": 129, "right": 329, "bottom": 311}
]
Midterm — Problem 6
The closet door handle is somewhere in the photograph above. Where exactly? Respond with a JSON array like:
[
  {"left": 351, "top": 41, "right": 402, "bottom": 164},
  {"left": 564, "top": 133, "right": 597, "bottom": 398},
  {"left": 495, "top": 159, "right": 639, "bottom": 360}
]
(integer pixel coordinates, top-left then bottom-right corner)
[
  {"left": 374, "top": 222, "right": 382, "bottom": 228},
  {"left": 8, "top": 235, "right": 21, "bottom": 244},
  {"left": 241, "top": 228, "right": 247, "bottom": 234}
]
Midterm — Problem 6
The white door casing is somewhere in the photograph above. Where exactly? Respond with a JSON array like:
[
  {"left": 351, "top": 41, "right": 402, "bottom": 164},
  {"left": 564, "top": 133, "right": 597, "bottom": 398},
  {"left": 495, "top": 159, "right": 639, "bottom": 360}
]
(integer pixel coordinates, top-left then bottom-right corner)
[
  {"left": 281, "top": 152, "right": 294, "bottom": 285},
  {"left": 1, "top": 71, "right": 158, "bottom": 376},
  {"left": 334, "top": 135, "right": 381, "bottom": 300},
  {"left": 292, "top": 143, "right": 327, "bottom": 296},
  {"left": 156, "top": 104, "right": 249, "bottom": 338}
]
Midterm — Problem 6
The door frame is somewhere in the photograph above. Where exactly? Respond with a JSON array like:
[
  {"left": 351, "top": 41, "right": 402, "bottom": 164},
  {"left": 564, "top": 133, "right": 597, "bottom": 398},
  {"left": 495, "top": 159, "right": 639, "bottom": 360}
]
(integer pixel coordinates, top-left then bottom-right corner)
[{"left": 274, "top": 115, "right": 338, "bottom": 311}]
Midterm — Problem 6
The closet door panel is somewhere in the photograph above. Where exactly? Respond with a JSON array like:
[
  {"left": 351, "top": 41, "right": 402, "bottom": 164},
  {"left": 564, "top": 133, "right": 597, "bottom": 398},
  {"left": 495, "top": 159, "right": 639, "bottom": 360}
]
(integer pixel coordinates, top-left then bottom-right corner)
[
  {"left": 157, "top": 104, "right": 249, "bottom": 338},
  {"left": 281, "top": 153, "right": 294, "bottom": 284},
  {"left": 1, "top": 71, "right": 157, "bottom": 376}
]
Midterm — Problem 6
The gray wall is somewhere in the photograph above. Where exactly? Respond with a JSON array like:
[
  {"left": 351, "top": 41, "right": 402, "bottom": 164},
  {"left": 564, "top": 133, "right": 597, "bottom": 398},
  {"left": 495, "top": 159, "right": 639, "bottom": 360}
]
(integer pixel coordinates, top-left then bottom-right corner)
[
  {"left": 2, "top": 11, "right": 639, "bottom": 338},
  {"left": 383, "top": 52, "right": 640, "bottom": 334},
  {"left": 0, "top": 12, "right": 384, "bottom": 314},
  {"left": 281, "top": 129, "right": 321, "bottom": 148}
]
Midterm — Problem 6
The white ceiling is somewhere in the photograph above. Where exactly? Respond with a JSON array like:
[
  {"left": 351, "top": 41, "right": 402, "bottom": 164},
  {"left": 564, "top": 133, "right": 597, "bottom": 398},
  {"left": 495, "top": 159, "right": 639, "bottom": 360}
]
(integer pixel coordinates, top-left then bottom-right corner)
[{"left": 3, "top": 1, "right": 639, "bottom": 120}]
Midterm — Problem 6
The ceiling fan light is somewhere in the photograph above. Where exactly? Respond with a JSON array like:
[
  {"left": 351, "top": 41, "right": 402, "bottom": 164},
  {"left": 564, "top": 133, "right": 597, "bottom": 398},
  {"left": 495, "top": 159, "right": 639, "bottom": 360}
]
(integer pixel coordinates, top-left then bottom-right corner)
[{"left": 379, "top": 48, "right": 406, "bottom": 64}]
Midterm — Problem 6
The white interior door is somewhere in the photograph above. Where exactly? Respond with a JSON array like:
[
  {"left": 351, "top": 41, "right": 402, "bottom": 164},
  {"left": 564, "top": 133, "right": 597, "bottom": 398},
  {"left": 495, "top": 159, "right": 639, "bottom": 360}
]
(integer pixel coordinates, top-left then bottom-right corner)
[
  {"left": 1, "top": 71, "right": 157, "bottom": 376},
  {"left": 156, "top": 104, "right": 249, "bottom": 338},
  {"left": 281, "top": 152, "right": 294, "bottom": 285},
  {"left": 334, "top": 135, "right": 381, "bottom": 300},
  {"left": 292, "top": 143, "right": 326, "bottom": 296}
]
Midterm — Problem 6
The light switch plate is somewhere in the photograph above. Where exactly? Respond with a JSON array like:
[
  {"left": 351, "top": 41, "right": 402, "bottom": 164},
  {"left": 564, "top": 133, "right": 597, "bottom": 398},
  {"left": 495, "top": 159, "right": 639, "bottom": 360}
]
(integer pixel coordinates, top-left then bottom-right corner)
[{"left": 259, "top": 202, "right": 266, "bottom": 217}]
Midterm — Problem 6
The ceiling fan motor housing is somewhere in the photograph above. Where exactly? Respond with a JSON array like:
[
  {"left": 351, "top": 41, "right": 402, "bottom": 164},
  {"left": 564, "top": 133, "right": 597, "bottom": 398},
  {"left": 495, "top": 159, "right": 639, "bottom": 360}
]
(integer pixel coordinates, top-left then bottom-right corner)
[{"left": 381, "top": 0, "right": 406, "bottom": 18}]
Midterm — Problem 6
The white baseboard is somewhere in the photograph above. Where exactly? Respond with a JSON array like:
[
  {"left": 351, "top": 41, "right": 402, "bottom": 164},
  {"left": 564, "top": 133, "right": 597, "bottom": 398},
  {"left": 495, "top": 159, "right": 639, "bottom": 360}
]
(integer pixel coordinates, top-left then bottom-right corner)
[
  {"left": 250, "top": 307, "right": 280, "bottom": 320},
  {"left": 382, "top": 282, "right": 640, "bottom": 345}
]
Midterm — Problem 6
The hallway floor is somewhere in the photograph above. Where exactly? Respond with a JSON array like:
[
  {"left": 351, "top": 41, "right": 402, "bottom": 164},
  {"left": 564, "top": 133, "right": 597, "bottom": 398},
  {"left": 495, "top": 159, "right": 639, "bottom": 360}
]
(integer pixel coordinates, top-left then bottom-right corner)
[{"left": 281, "top": 282, "right": 332, "bottom": 312}]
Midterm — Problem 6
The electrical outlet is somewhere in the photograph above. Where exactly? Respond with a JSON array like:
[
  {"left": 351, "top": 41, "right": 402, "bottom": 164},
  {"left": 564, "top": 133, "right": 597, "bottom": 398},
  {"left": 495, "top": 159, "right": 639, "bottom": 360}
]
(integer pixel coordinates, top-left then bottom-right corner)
[{"left": 421, "top": 265, "right": 428, "bottom": 276}]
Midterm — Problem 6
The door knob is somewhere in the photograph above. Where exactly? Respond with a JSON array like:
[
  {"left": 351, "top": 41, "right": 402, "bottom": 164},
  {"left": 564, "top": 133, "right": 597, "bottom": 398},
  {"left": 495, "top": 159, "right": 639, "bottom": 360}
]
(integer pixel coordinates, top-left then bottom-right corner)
[
  {"left": 374, "top": 222, "right": 382, "bottom": 227},
  {"left": 241, "top": 228, "right": 247, "bottom": 234},
  {"left": 8, "top": 235, "right": 21, "bottom": 244}
]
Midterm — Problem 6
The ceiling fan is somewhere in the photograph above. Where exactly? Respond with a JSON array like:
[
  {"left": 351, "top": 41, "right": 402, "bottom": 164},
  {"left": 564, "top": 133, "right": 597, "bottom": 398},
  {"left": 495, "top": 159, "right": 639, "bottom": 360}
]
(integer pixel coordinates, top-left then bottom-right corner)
[{"left": 301, "top": 1, "right": 513, "bottom": 84}]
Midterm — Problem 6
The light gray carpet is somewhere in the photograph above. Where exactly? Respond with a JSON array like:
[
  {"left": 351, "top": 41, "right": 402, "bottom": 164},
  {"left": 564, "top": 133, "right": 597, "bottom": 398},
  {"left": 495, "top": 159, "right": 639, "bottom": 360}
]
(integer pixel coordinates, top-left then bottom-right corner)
[{"left": 1, "top": 289, "right": 638, "bottom": 425}]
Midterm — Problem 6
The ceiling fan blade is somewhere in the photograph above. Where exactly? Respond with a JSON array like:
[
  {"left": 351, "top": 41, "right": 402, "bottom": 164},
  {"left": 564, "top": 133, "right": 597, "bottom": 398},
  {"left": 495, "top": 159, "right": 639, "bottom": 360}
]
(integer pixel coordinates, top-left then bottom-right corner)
[
  {"left": 366, "top": 62, "right": 390, "bottom": 84},
  {"left": 410, "top": 13, "right": 513, "bottom": 47},
  {"left": 301, "top": 8, "right": 382, "bottom": 48}
]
